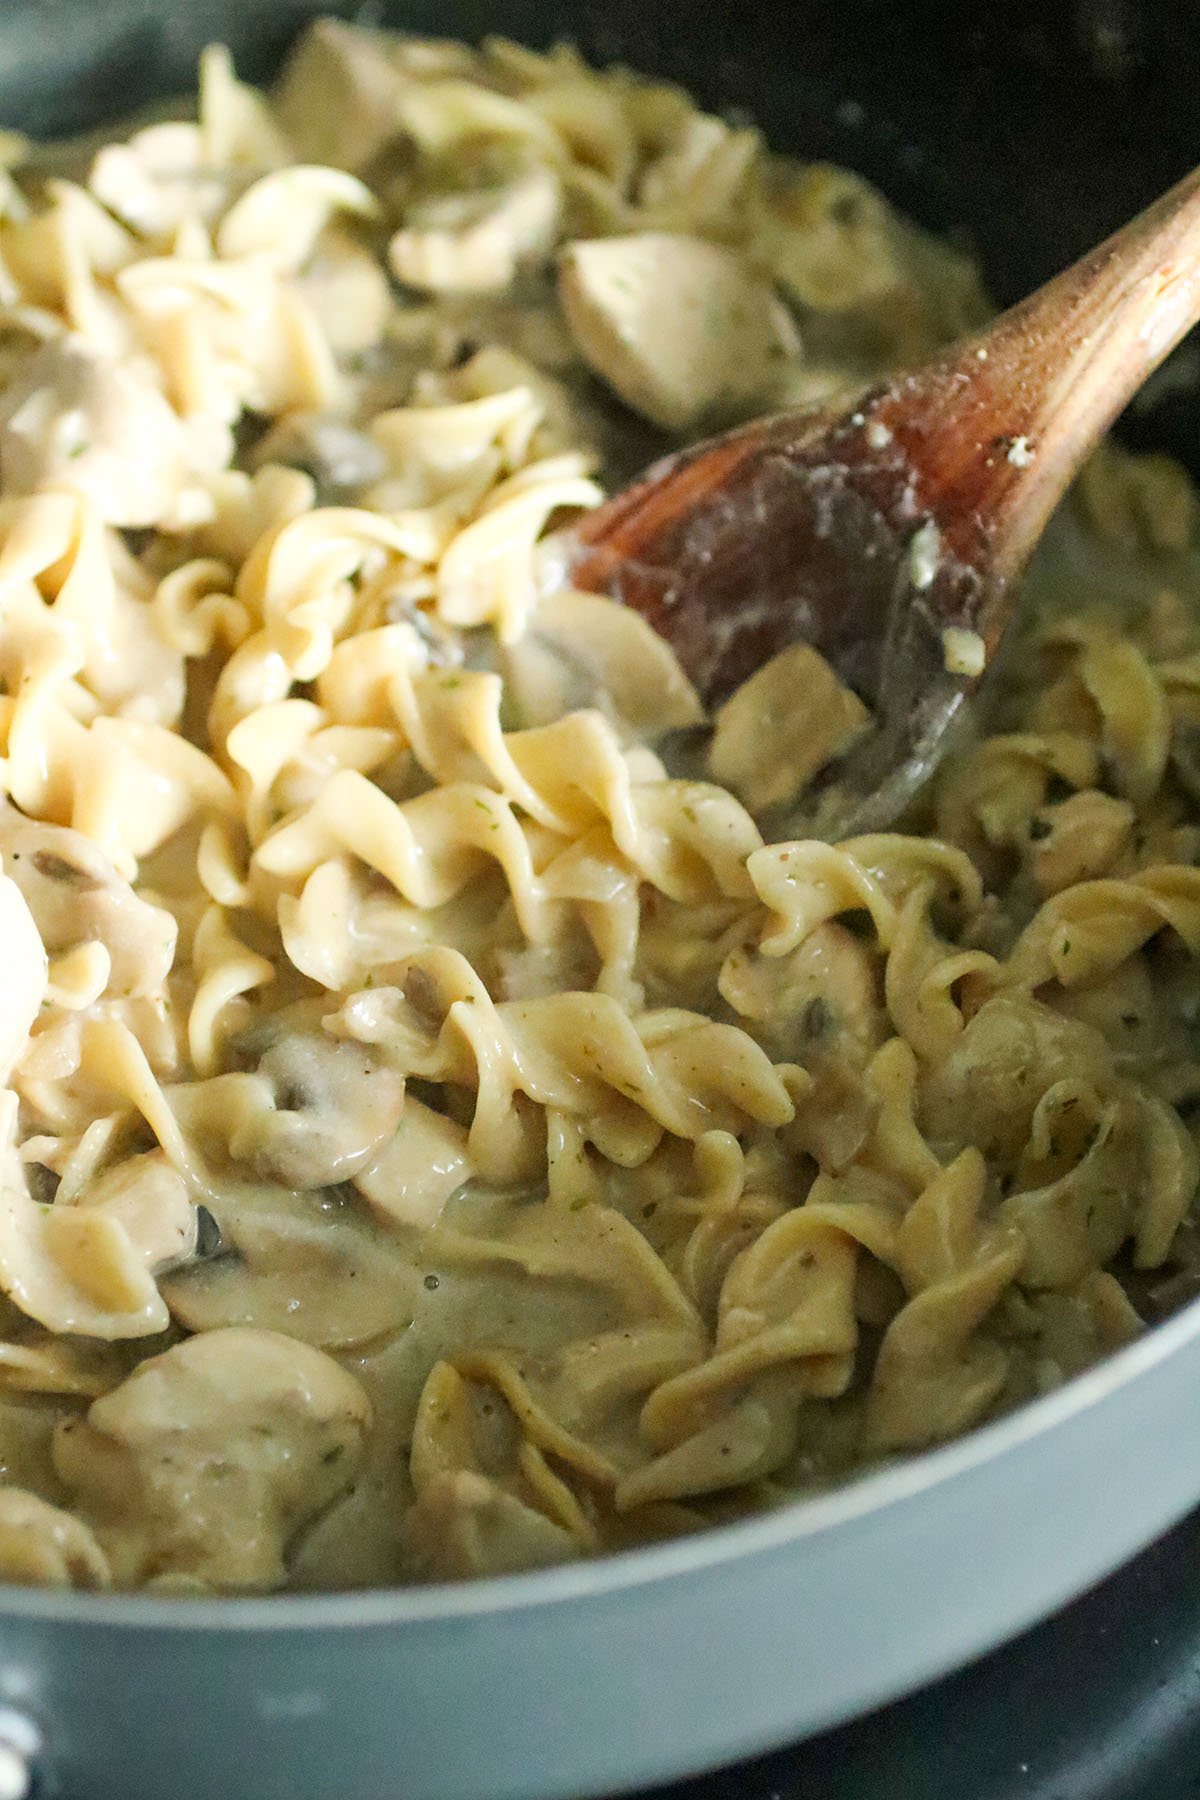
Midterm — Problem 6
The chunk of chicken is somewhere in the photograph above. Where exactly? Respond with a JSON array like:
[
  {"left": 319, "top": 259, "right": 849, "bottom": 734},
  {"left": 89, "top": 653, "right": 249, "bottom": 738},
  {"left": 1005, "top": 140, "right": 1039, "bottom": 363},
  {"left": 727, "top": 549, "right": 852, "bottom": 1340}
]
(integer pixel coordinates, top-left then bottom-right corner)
[
  {"left": 296, "top": 228, "right": 394, "bottom": 359},
  {"left": 754, "top": 163, "right": 905, "bottom": 313},
  {"left": 719, "top": 921, "right": 883, "bottom": 1068},
  {"left": 720, "top": 923, "right": 884, "bottom": 1171},
  {"left": 272, "top": 18, "right": 412, "bottom": 174},
  {"left": 0, "top": 807, "right": 177, "bottom": 1000},
  {"left": 52, "top": 1327, "right": 371, "bottom": 1590},
  {"left": 0, "top": 860, "right": 47, "bottom": 1084},
  {"left": 355, "top": 1097, "right": 471, "bottom": 1229},
  {"left": 0, "top": 1485, "right": 110, "bottom": 1588},
  {"left": 558, "top": 233, "right": 799, "bottom": 431},
  {"left": 0, "top": 338, "right": 222, "bottom": 528},
  {"left": 1023, "top": 789, "right": 1136, "bottom": 897},
  {"left": 390, "top": 165, "right": 561, "bottom": 295},
  {"left": 709, "top": 643, "right": 870, "bottom": 815}
]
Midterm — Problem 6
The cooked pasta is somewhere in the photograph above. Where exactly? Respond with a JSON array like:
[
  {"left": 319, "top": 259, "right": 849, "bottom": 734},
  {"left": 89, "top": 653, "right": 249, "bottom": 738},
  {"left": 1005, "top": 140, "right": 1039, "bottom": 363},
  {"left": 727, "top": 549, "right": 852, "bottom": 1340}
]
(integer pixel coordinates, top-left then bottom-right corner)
[{"left": 0, "top": 19, "right": 1195, "bottom": 1593}]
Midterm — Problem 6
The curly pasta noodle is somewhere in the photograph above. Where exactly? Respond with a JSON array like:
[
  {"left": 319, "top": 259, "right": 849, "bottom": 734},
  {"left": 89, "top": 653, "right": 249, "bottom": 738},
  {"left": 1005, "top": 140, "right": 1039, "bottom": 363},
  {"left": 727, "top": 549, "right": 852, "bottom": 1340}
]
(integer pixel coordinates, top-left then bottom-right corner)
[{"left": 0, "top": 21, "right": 1194, "bottom": 1593}]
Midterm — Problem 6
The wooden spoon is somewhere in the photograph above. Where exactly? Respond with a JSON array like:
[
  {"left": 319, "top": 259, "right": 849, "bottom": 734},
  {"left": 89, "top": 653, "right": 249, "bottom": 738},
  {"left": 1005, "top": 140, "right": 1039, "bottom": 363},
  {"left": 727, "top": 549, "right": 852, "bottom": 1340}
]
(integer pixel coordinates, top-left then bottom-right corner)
[{"left": 552, "top": 165, "right": 1200, "bottom": 837}]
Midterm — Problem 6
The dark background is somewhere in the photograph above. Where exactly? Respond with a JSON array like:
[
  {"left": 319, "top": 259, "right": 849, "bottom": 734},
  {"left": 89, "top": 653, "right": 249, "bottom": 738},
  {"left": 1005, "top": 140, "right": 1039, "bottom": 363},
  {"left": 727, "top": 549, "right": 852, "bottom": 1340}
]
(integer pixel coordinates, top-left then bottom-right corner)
[{"left": 643, "top": 1505, "right": 1200, "bottom": 1800}]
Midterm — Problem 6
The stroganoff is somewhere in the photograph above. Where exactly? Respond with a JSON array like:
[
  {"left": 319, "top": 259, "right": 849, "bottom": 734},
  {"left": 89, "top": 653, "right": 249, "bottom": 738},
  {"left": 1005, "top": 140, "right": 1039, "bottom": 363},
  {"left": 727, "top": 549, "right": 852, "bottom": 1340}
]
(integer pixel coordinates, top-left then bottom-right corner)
[{"left": 0, "top": 20, "right": 1196, "bottom": 1591}]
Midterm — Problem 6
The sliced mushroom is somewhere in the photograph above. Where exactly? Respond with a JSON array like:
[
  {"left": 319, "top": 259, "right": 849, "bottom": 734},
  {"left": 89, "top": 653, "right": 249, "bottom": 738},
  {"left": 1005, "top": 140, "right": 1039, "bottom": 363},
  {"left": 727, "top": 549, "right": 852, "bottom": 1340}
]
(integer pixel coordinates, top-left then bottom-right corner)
[
  {"left": 0, "top": 337, "right": 219, "bottom": 528},
  {"left": 160, "top": 1184, "right": 421, "bottom": 1350},
  {"left": 0, "top": 806, "right": 177, "bottom": 999},
  {"left": 197, "top": 1023, "right": 407, "bottom": 1189},
  {"left": 558, "top": 233, "right": 799, "bottom": 431},
  {"left": 0, "top": 1485, "right": 110, "bottom": 1588},
  {"left": 390, "top": 164, "right": 561, "bottom": 296},
  {"left": 52, "top": 1327, "right": 371, "bottom": 1590},
  {"left": 400, "top": 1467, "right": 580, "bottom": 1580},
  {"left": 0, "top": 860, "right": 47, "bottom": 1083}
]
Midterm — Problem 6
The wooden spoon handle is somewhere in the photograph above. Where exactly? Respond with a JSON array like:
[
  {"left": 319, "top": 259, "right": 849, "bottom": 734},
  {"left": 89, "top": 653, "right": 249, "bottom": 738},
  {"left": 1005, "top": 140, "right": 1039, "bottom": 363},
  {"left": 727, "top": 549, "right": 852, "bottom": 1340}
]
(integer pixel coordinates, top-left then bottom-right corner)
[{"left": 871, "top": 157, "right": 1200, "bottom": 584}]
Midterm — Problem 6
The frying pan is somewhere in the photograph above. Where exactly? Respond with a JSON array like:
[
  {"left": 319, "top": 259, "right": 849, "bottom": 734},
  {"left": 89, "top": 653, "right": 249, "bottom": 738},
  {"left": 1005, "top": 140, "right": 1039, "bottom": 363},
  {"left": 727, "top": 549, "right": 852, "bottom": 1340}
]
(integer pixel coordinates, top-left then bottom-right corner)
[{"left": 1, "top": 3, "right": 1200, "bottom": 1797}]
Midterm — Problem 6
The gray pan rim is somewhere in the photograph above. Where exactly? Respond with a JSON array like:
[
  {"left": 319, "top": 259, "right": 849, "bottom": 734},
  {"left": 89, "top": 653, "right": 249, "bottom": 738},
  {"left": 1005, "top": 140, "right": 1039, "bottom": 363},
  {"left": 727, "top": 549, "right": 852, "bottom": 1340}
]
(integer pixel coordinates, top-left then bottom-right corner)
[{"left": 3, "top": 1284, "right": 1197, "bottom": 1632}]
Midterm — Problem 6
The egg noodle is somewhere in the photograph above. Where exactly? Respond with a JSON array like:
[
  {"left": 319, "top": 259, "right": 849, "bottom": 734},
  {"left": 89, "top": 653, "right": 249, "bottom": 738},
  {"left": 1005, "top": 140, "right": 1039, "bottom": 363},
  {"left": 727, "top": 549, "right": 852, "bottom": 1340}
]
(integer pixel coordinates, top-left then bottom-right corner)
[{"left": 0, "top": 20, "right": 1196, "bottom": 1591}]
